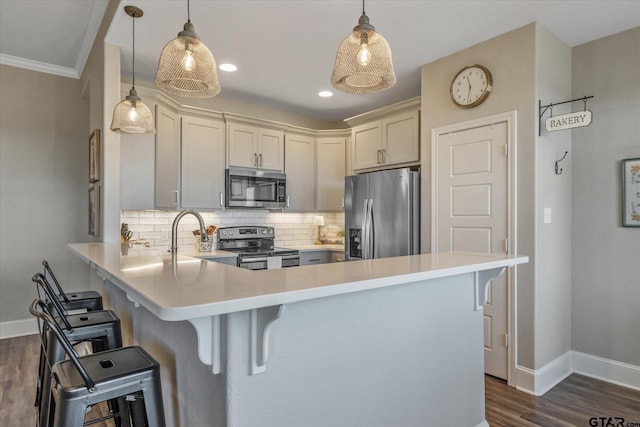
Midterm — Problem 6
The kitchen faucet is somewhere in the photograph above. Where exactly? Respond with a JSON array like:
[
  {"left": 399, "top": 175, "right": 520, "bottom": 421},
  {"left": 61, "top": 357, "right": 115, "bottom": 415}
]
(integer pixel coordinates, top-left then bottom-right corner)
[{"left": 171, "top": 209, "right": 208, "bottom": 254}]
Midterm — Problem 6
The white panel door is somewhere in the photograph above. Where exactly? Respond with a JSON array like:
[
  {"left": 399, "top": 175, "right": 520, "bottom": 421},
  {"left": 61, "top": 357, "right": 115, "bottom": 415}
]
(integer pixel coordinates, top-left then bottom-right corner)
[{"left": 435, "top": 122, "right": 509, "bottom": 379}]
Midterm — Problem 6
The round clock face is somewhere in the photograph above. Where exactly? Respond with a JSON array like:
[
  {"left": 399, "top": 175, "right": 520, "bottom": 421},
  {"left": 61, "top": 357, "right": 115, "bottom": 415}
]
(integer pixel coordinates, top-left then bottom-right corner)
[{"left": 451, "top": 65, "right": 493, "bottom": 108}]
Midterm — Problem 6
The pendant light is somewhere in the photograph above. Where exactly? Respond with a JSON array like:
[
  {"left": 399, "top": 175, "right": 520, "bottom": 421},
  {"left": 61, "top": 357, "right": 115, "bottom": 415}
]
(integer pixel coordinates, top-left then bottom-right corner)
[
  {"left": 331, "top": 0, "right": 396, "bottom": 94},
  {"left": 110, "top": 6, "right": 155, "bottom": 134},
  {"left": 154, "top": 0, "right": 221, "bottom": 98}
]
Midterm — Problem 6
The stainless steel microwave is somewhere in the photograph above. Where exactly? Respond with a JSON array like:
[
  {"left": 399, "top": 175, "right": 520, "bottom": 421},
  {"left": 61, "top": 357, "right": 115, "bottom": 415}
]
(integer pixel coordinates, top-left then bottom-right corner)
[{"left": 225, "top": 168, "right": 287, "bottom": 209}]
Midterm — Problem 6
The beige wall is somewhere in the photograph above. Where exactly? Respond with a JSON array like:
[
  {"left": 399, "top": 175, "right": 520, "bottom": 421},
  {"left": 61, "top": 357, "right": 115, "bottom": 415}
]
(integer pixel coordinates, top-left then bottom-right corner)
[
  {"left": 0, "top": 65, "right": 90, "bottom": 326},
  {"left": 571, "top": 27, "right": 640, "bottom": 366},
  {"left": 533, "top": 26, "right": 573, "bottom": 369}
]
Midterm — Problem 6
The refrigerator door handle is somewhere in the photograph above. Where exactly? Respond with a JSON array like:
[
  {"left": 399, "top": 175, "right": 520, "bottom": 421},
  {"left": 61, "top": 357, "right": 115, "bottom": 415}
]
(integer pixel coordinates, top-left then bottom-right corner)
[
  {"left": 368, "top": 199, "right": 375, "bottom": 258},
  {"left": 361, "top": 199, "right": 369, "bottom": 259}
]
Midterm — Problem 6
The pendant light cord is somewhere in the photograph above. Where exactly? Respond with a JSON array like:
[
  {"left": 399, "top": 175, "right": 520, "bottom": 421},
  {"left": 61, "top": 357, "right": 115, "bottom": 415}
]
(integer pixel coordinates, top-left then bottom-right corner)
[
  {"left": 187, "top": 0, "right": 191, "bottom": 23},
  {"left": 362, "top": 0, "right": 365, "bottom": 15},
  {"left": 131, "top": 13, "right": 135, "bottom": 89}
]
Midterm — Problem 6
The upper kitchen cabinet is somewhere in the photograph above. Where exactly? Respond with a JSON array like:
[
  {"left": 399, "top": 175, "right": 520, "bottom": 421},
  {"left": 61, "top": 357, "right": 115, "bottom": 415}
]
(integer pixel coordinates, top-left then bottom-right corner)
[
  {"left": 181, "top": 115, "right": 226, "bottom": 209},
  {"left": 346, "top": 97, "right": 420, "bottom": 173},
  {"left": 121, "top": 131, "right": 155, "bottom": 210},
  {"left": 284, "top": 132, "right": 316, "bottom": 211},
  {"left": 155, "top": 103, "right": 181, "bottom": 209},
  {"left": 154, "top": 94, "right": 226, "bottom": 210},
  {"left": 226, "top": 115, "right": 285, "bottom": 172},
  {"left": 316, "top": 135, "right": 347, "bottom": 211}
]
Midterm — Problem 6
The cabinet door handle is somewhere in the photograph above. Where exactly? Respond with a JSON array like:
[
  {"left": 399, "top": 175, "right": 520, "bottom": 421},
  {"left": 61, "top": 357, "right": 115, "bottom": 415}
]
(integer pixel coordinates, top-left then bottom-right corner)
[
  {"left": 220, "top": 192, "right": 224, "bottom": 207},
  {"left": 286, "top": 195, "right": 290, "bottom": 208},
  {"left": 259, "top": 153, "right": 263, "bottom": 168},
  {"left": 174, "top": 190, "right": 179, "bottom": 206},
  {"left": 253, "top": 152, "right": 258, "bottom": 167},
  {"left": 382, "top": 148, "right": 387, "bottom": 163}
]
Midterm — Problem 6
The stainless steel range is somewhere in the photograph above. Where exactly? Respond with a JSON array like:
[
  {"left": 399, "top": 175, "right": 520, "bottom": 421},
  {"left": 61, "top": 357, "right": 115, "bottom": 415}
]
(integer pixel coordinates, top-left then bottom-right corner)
[{"left": 217, "top": 226, "right": 299, "bottom": 270}]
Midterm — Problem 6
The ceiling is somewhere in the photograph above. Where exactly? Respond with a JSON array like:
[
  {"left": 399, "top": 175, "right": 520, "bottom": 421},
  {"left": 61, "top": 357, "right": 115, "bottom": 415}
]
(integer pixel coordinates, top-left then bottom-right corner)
[{"left": 1, "top": 1, "right": 639, "bottom": 122}]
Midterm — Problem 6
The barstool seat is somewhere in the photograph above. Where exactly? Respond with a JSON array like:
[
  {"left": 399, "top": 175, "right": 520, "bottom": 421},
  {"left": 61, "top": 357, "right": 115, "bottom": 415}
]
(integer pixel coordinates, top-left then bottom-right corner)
[
  {"left": 30, "top": 299, "right": 166, "bottom": 427},
  {"left": 43, "top": 260, "right": 103, "bottom": 313}
]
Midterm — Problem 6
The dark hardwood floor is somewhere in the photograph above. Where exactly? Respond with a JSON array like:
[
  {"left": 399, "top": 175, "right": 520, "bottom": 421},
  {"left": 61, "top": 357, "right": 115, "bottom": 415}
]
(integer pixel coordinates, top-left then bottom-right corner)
[
  {"left": 486, "top": 374, "right": 640, "bottom": 426},
  {"left": 1, "top": 334, "right": 639, "bottom": 426}
]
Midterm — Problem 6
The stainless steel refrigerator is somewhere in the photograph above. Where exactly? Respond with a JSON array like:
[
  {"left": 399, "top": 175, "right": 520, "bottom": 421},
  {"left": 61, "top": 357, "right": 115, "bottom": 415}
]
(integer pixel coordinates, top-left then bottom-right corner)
[{"left": 344, "top": 168, "right": 420, "bottom": 261}]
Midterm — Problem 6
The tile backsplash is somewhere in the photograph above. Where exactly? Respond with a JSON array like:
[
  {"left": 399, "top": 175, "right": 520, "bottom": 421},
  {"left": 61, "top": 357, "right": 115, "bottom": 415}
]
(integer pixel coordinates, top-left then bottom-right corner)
[{"left": 121, "top": 210, "right": 345, "bottom": 252}]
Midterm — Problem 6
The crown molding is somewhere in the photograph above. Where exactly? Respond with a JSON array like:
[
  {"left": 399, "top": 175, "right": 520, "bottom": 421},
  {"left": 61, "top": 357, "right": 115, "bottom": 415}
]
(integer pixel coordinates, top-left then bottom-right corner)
[
  {"left": 344, "top": 96, "right": 421, "bottom": 127},
  {"left": 0, "top": 54, "right": 79, "bottom": 79}
]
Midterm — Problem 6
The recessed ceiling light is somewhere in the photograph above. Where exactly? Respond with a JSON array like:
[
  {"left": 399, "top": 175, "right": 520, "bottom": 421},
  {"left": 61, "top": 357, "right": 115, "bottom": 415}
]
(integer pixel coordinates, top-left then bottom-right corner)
[
  {"left": 219, "top": 63, "right": 238, "bottom": 72},
  {"left": 318, "top": 91, "right": 333, "bottom": 98}
]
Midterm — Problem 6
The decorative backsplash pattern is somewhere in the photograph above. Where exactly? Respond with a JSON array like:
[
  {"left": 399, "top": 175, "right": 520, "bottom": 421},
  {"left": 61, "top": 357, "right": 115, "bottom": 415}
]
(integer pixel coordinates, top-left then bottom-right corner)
[{"left": 121, "top": 210, "right": 345, "bottom": 252}]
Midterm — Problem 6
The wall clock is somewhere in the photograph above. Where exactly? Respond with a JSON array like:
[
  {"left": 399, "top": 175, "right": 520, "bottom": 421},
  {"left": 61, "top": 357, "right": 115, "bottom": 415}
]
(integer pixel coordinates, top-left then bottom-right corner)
[{"left": 450, "top": 64, "right": 493, "bottom": 108}]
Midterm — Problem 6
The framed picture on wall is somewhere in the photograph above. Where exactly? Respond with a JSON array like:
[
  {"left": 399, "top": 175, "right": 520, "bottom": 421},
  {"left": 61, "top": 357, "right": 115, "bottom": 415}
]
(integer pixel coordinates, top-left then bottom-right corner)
[
  {"left": 89, "top": 129, "right": 100, "bottom": 183},
  {"left": 622, "top": 157, "right": 640, "bottom": 227},
  {"left": 89, "top": 185, "right": 100, "bottom": 236}
]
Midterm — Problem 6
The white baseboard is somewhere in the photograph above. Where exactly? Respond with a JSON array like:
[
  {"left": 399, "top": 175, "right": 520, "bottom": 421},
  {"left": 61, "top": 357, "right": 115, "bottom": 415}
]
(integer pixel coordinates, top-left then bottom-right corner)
[
  {"left": 0, "top": 318, "right": 38, "bottom": 339},
  {"left": 515, "top": 351, "right": 573, "bottom": 396},
  {"left": 515, "top": 350, "right": 640, "bottom": 395},
  {"left": 572, "top": 351, "right": 640, "bottom": 392}
]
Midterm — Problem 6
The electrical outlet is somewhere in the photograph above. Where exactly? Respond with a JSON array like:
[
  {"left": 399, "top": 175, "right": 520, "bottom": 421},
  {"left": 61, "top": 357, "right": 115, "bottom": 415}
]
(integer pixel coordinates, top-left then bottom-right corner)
[{"left": 544, "top": 208, "right": 552, "bottom": 224}]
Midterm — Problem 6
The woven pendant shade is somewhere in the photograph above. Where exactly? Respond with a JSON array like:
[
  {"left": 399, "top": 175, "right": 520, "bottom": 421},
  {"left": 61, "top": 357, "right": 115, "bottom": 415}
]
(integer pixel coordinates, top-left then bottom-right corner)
[
  {"left": 331, "top": 11, "right": 396, "bottom": 94},
  {"left": 111, "top": 88, "right": 155, "bottom": 134},
  {"left": 110, "top": 6, "right": 155, "bottom": 135},
  {"left": 155, "top": 20, "right": 221, "bottom": 98}
]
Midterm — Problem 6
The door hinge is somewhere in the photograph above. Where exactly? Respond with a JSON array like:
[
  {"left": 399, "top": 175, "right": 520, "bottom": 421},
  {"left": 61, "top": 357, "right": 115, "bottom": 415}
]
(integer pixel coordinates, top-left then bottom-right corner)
[
  {"left": 504, "top": 143, "right": 509, "bottom": 157},
  {"left": 505, "top": 334, "right": 509, "bottom": 348},
  {"left": 503, "top": 238, "right": 509, "bottom": 253}
]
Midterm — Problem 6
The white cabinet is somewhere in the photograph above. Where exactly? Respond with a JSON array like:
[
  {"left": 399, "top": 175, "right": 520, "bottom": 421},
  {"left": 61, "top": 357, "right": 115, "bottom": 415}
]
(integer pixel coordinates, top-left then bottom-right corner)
[
  {"left": 316, "top": 137, "right": 346, "bottom": 211},
  {"left": 155, "top": 103, "right": 181, "bottom": 209},
  {"left": 227, "top": 122, "right": 284, "bottom": 171},
  {"left": 121, "top": 132, "right": 155, "bottom": 210},
  {"left": 155, "top": 100, "right": 226, "bottom": 210},
  {"left": 299, "top": 250, "right": 332, "bottom": 266},
  {"left": 352, "top": 122, "right": 382, "bottom": 171},
  {"left": 285, "top": 133, "right": 316, "bottom": 211},
  {"left": 381, "top": 109, "right": 420, "bottom": 166},
  {"left": 347, "top": 99, "right": 420, "bottom": 173},
  {"left": 181, "top": 116, "right": 226, "bottom": 209}
]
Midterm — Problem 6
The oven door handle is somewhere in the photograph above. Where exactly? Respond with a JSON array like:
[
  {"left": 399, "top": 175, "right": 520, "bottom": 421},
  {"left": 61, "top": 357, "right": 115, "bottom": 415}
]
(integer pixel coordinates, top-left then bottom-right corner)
[
  {"left": 239, "top": 257, "right": 268, "bottom": 263},
  {"left": 280, "top": 254, "right": 300, "bottom": 260}
]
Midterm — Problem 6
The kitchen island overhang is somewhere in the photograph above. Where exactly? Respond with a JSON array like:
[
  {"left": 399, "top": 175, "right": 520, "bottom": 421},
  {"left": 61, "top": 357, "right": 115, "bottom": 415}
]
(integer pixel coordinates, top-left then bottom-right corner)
[
  {"left": 70, "top": 243, "right": 527, "bottom": 427},
  {"left": 69, "top": 243, "right": 527, "bottom": 321}
]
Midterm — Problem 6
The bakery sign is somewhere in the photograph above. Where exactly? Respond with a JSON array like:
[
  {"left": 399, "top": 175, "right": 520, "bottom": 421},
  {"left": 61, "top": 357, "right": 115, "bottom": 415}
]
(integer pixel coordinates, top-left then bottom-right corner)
[{"left": 545, "top": 110, "right": 592, "bottom": 132}]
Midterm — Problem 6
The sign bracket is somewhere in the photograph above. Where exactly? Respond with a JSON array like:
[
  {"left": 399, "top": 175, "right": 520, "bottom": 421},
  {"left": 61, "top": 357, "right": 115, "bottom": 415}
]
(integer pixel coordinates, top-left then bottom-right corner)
[{"left": 539, "top": 96, "right": 593, "bottom": 136}]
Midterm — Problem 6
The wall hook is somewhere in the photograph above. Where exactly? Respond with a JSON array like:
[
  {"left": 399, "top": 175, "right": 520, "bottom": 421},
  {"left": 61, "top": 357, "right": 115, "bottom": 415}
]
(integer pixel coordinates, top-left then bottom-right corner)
[{"left": 555, "top": 151, "right": 568, "bottom": 175}]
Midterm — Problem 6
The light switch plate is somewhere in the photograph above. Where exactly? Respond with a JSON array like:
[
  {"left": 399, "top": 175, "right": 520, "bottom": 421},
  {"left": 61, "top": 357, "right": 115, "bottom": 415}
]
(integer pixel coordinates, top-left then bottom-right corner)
[{"left": 544, "top": 208, "right": 552, "bottom": 224}]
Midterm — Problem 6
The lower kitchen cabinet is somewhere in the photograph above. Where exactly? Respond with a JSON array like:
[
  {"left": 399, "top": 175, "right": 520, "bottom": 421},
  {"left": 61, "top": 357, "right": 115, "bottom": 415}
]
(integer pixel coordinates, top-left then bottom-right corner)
[{"left": 299, "top": 250, "right": 332, "bottom": 266}]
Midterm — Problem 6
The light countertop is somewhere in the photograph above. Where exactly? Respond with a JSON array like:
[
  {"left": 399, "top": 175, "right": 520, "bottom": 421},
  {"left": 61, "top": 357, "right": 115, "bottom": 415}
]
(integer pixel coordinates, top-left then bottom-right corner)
[{"left": 70, "top": 243, "right": 527, "bottom": 322}]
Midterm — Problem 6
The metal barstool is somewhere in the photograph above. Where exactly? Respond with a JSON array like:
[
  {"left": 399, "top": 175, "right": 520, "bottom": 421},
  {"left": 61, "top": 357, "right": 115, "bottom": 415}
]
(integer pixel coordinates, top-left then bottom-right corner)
[
  {"left": 42, "top": 260, "right": 103, "bottom": 313},
  {"left": 32, "top": 274, "right": 123, "bottom": 427},
  {"left": 30, "top": 298, "right": 166, "bottom": 427}
]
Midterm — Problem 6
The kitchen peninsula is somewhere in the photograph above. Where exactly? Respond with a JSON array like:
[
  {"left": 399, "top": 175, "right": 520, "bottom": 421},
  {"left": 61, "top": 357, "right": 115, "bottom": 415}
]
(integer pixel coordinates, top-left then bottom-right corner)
[{"left": 70, "top": 243, "right": 527, "bottom": 427}]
